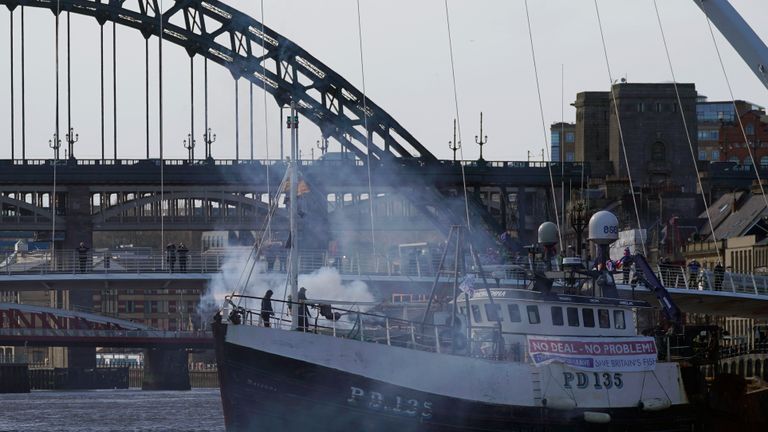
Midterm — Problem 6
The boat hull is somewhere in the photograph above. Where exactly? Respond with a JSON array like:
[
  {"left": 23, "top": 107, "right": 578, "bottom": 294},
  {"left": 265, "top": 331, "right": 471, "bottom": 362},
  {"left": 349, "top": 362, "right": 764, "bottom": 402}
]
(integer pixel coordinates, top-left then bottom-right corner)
[{"left": 213, "top": 323, "right": 696, "bottom": 432}]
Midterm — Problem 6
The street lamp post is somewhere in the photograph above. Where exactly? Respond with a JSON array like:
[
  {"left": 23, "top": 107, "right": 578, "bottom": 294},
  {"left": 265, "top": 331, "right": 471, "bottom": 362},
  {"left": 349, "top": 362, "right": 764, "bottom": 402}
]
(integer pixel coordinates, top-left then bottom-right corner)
[
  {"left": 65, "top": 127, "right": 78, "bottom": 160},
  {"left": 183, "top": 134, "right": 196, "bottom": 163},
  {"left": 448, "top": 118, "right": 461, "bottom": 162},
  {"left": 202, "top": 128, "right": 216, "bottom": 160},
  {"left": 475, "top": 112, "right": 488, "bottom": 162}
]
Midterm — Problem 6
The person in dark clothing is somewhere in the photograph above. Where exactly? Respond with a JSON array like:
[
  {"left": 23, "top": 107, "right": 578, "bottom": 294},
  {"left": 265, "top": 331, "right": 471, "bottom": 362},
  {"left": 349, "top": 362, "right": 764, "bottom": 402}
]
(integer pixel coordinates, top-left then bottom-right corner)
[
  {"left": 714, "top": 262, "right": 725, "bottom": 291},
  {"left": 77, "top": 242, "right": 89, "bottom": 273},
  {"left": 297, "top": 287, "right": 311, "bottom": 332},
  {"left": 260, "top": 289, "right": 275, "bottom": 328},
  {"left": 177, "top": 243, "right": 189, "bottom": 272},
  {"left": 687, "top": 259, "right": 700, "bottom": 288},
  {"left": 621, "top": 248, "right": 631, "bottom": 284},
  {"left": 166, "top": 243, "right": 176, "bottom": 272}
]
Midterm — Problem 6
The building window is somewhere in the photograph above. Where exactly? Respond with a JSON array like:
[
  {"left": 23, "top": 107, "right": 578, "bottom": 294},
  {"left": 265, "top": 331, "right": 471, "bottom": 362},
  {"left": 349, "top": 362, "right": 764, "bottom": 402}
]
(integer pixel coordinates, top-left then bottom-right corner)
[
  {"left": 507, "top": 304, "right": 522, "bottom": 322},
  {"left": 637, "top": 103, "right": 645, "bottom": 113},
  {"left": 746, "top": 124, "right": 755, "bottom": 135},
  {"left": 567, "top": 307, "right": 580, "bottom": 327},
  {"left": 527, "top": 305, "right": 541, "bottom": 324},
  {"left": 551, "top": 306, "right": 564, "bottom": 326},
  {"left": 698, "top": 150, "right": 707, "bottom": 160},
  {"left": 565, "top": 152, "right": 575, "bottom": 162},
  {"left": 565, "top": 132, "right": 575, "bottom": 143},
  {"left": 761, "top": 156, "right": 768, "bottom": 167},
  {"left": 712, "top": 150, "right": 720, "bottom": 161},
  {"left": 551, "top": 131, "right": 560, "bottom": 145}
]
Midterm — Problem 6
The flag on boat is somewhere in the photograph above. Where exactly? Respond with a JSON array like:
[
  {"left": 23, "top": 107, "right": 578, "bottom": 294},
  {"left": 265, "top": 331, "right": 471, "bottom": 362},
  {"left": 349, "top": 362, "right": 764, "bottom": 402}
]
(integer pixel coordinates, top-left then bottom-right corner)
[
  {"left": 283, "top": 178, "right": 311, "bottom": 196},
  {"left": 459, "top": 274, "right": 477, "bottom": 296}
]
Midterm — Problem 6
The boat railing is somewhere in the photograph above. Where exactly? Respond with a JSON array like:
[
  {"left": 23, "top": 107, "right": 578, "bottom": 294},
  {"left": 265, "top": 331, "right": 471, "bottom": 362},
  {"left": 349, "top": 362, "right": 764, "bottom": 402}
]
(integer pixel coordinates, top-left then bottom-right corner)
[{"left": 224, "top": 294, "right": 532, "bottom": 361}]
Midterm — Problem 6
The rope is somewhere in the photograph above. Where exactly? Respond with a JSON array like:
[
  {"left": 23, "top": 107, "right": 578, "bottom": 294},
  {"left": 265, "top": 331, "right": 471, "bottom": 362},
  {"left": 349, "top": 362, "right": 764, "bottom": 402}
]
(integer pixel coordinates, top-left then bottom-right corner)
[
  {"left": 523, "top": 0, "right": 563, "bottom": 247},
  {"left": 443, "top": 0, "right": 472, "bottom": 232},
  {"left": 260, "top": 0, "right": 271, "bottom": 240},
  {"left": 703, "top": 13, "right": 768, "bottom": 217},
  {"left": 652, "top": 0, "right": 722, "bottom": 260},
  {"left": 355, "top": 0, "right": 377, "bottom": 257},
  {"left": 593, "top": 0, "right": 647, "bottom": 256}
]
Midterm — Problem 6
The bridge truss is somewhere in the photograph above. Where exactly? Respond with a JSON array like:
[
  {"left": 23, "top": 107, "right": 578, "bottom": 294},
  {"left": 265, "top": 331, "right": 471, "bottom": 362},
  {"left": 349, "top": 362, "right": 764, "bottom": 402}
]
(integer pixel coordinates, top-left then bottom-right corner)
[{"left": 1, "top": 0, "right": 437, "bottom": 163}]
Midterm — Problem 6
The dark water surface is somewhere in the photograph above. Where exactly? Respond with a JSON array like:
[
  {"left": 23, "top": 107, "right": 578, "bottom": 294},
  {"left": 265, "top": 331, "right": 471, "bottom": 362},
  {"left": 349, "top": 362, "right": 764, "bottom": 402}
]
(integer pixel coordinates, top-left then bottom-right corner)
[{"left": 0, "top": 389, "right": 225, "bottom": 432}]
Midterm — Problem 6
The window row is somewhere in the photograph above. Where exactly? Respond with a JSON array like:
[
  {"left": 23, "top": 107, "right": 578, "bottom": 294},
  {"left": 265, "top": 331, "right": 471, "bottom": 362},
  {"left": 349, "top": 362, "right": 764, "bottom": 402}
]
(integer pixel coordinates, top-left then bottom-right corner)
[{"left": 463, "top": 303, "right": 626, "bottom": 330}]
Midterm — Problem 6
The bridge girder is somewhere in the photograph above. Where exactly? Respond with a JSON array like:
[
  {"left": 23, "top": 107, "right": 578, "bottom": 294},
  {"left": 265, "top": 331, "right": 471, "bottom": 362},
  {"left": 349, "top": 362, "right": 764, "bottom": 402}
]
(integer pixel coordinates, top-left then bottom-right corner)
[{"left": 1, "top": 0, "right": 438, "bottom": 163}]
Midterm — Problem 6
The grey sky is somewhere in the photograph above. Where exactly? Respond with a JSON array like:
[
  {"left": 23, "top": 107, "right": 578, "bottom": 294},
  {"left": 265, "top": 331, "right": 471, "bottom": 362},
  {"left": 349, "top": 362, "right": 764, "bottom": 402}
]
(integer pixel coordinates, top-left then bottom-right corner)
[{"left": 0, "top": 0, "right": 765, "bottom": 162}]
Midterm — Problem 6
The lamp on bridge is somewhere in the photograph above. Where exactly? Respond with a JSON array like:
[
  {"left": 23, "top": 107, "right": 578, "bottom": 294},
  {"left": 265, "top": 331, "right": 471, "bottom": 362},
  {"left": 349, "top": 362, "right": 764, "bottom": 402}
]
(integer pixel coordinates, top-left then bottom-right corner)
[
  {"left": 448, "top": 118, "right": 461, "bottom": 162},
  {"left": 316, "top": 137, "right": 329, "bottom": 156},
  {"left": 183, "top": 134, "right": 196, "bottom": 163},
  {"left": 49, "top": 133, "right": 62, "bottom": 160},
  {"left": 203, "top": 128, "right": 216, "bottom": 161},
  {"left": 65, "top": 128, "right": 79, "bottom": 160},
  {"left": 475, "top": 112, "right": 488, "bottom": 163}
]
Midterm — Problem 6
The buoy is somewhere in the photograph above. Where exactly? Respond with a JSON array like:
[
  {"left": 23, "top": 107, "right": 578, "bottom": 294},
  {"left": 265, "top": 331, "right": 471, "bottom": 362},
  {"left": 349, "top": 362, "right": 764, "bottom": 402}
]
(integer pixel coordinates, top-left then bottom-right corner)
[
  {"left": 542, "top": 397, "right": 577, "bottom": 410},
  {"left": 640, "top": 398, "right": 671, "bottom": 411},
  {"left": 583, "top": 411, "right": 611, "bottom": 424}
]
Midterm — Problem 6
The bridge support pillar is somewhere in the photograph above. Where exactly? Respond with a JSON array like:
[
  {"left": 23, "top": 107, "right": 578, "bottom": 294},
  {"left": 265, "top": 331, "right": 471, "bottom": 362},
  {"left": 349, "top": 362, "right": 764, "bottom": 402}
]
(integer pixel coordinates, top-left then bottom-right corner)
[
  {"left": 0, "top": 364, "right": 30, "bottom": 393},
  {"left": 142, "top": 348, "right": 190, "bottom": 391}
]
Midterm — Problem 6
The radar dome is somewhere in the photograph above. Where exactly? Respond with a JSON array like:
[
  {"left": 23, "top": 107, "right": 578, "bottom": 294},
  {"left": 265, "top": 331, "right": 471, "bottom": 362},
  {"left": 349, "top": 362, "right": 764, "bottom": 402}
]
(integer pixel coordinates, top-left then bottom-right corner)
[
  {"left": 538, "top": 222, "right": 559, "bottom": 246},
  {"left": 588, "top": 211, "right": 619, "bottom": 244}
]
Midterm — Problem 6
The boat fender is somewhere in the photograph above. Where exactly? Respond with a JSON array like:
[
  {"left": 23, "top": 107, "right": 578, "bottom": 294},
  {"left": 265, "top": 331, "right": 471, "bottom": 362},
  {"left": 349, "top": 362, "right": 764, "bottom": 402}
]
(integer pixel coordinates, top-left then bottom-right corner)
[
  {"left": 583, "top": 411, "right": 611, "bottom": 424},
  {"left": 639, "top": 398, "right": 671, "bottom": 411},
  {"left": 541, "top": 397, "right": 577, "bottom": 410}
]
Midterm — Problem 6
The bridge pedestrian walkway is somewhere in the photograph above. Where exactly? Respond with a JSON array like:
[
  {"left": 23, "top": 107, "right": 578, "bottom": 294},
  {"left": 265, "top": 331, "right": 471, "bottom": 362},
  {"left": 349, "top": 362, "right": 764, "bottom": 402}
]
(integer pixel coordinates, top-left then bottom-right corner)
[{"left": 1, "top": 249, "right": 767, "bottom": 318}]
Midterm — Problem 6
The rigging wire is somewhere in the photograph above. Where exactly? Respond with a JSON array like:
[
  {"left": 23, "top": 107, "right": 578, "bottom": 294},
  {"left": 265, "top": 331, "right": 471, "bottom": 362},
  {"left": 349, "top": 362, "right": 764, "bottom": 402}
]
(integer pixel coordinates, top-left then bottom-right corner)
[
  {"left": 523, "top": 0, "right": 563, "bottom": 247},
  {"left": 703, "top": 14, "right": 768, "bottom": 214},
  {"left": 593, "top": 0, "right": 647, "bottom": 256},
  {"left": 652, "top": 0, "right": 721, "bottom": 260},
  {"left": 260, "top": 0, "right": 271, "bottom": 240},
  {"left": 160, "top": 0, "right": 165, "bottom": 254},
  {"left": 355, "top": 0, "right": 377, "bottom": 257},
  {"left": 443, "top": 0, "right": 472, "bottom": 232}
]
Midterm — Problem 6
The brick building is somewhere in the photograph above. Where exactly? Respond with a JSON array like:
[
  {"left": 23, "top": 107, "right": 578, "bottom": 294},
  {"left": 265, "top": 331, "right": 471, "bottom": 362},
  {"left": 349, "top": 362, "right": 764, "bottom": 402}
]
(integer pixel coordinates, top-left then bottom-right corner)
[{"left": 718, "top": 110, "right": 768, "bottom": 165}]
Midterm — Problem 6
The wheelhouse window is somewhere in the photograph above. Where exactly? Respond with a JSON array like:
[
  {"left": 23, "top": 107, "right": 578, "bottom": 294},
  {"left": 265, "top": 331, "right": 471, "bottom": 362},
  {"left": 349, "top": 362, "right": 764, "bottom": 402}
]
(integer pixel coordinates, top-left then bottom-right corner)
[
  {"left": 582, "top": 308, "right": 595, "bottom": 328},
  {"left": 567, "top": 307, "right": 580, "bottom": 327},
  {"left": 471, "top": 305, "right": 483, "bottom": 323},
  {"left": 551, "top": 306, "right": 564, "bottom": 326},
  {"left": 614, "top": 310, "right": 626, "bottom": 329},
  {"left": 527, "top": 305, "right": 540, "bottom": 324},
  {"left": 598, "top": 309, "right": 610, "bottom": 328},
  {"left": 507, "top": 304, "right": 522, "bottom": 322},
  {"left": 484, "top": 303, "right": 503, "bottom": 322}
]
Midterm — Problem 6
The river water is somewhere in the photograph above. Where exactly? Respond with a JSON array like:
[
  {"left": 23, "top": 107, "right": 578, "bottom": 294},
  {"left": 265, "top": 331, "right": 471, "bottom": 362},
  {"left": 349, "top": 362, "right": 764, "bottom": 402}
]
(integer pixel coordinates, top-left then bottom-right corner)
[{"left": 0, "top": 389, "right": 225, "bottom": 432}]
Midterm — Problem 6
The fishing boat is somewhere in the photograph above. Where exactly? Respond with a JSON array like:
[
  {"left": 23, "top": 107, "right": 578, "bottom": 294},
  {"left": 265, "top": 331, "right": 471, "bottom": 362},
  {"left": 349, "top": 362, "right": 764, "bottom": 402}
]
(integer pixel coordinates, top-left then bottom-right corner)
[{"left": 212, "top": 105, "right": 696, "bottom": 432}]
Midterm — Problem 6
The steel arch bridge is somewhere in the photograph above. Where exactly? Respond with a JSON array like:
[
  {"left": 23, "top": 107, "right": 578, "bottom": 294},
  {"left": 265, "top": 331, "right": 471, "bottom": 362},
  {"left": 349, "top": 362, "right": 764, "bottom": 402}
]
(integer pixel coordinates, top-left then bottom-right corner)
[{"left": 0, "top": 0, "right": 436, "bottom": 164}]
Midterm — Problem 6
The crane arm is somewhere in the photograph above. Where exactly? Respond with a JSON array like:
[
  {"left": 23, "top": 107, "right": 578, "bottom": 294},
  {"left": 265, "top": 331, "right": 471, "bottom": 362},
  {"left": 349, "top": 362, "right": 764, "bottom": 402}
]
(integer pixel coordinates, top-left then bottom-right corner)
[{"left": 693, "top": 0, "right": 768, "bottom": 91}]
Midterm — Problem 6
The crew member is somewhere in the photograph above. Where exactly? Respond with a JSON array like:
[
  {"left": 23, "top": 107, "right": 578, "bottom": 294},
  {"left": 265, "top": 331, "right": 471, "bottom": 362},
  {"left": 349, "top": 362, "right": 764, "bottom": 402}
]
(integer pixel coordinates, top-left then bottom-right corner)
[
  {"left": 261, "top": 289, "right": 275, "bottom": 328},
  {"left": 297, "top": 287, "right": 311, "bottom": 332}
]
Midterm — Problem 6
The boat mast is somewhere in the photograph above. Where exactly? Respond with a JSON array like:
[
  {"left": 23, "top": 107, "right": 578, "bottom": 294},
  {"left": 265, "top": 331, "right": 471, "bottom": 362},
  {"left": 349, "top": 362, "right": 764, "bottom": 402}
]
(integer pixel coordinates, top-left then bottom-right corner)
[{"left": 289, "top": 102, "right": 299, "bottom": 330}]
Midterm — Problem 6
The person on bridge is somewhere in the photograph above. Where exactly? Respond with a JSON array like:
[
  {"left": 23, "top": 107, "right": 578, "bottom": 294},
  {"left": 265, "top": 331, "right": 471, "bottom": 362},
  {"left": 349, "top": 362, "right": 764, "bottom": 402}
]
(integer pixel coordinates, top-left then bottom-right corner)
[
  {"left": 687, "top": 259, "right": 701, "bottom": 288},
  {"left": 177, "top": 243, "right": 189, "bottom": 272},
  {"left": 77, "top": 242, "right": 89, "bottom": 273},
  {"left": 714, "top": 262, "right": 725, "bottom": 291},
  {"left": 166, "top": 243, "right": 177, "bottom": 272},
  {"left": 261, "top": 289, "right": 275, "bottom": 328}
]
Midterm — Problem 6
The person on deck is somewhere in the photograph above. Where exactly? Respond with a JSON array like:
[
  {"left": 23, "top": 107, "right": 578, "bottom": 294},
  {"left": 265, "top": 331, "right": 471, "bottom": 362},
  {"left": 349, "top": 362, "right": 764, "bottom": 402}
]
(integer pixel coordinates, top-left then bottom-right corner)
[
  {"left": 261, "top": 289, "right": 275, "bottom": 328},
  {"left": 297, "top": 287, "right": 312, "bottom": 332},
  {"left": 621, "top": 247, "right": 631, "bottom": 284}
]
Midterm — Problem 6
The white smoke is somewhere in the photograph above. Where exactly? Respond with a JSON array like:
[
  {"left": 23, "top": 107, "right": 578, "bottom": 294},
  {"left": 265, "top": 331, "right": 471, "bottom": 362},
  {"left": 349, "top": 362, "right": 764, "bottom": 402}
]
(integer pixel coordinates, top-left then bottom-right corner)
[{"left": 198, "top": 249, "right": 375, "bottom": 327}]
